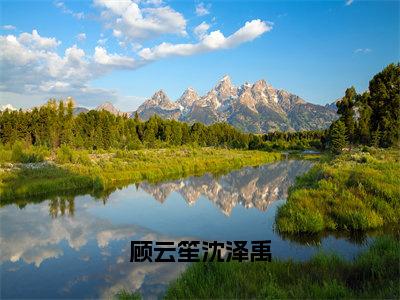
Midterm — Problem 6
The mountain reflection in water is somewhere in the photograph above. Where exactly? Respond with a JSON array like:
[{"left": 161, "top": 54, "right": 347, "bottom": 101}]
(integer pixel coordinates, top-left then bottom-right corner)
[
  {"left": 140, "top": 160, "right": 313, "bottom": 215},
  {"left": 0, "top": 160, "right": 372, "bottom": 299}
]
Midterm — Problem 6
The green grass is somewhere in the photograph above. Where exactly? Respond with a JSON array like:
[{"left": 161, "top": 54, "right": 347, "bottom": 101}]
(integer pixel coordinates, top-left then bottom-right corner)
[
  {"left": 0, "top": 147, "right": 282, "bottom": 202},
  {"left": 276, "top": 147, "right": 400, "bottom": 233},
  {"left": 116, "top": 290, "right": 142, "bottom": 300},
  {"left": 161, "top": 236, "right": 399, "bottom": 299}
]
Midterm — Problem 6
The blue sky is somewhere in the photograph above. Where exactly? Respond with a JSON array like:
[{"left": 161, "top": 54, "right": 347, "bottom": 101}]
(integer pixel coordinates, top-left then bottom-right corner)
[{"left": 0, "top": 0, "right": 399, "bottom": 110}]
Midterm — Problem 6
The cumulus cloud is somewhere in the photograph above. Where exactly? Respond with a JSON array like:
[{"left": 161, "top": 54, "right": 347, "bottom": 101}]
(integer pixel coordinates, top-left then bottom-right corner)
[
  {"left": 195, "top": 2, "right": 210, "bottom": 16},
  {"left": 94, "top": 0, "right": 187, "bottom": 41},
  {"left": 76, "top": 33, "right": 87, "bottom": 42},
  {"left": 0, "top": 13, "right": 272, "bottom": 109},
  {"left": 1, "top": 34, "right": 88, "bottom": 91},
  {"left": 1, "top": 25, "right": 16, "bottom": 30},
  {"left": 94, "top": 46, "right": 136, "bottom": 68},
  {"left": 193, "top": 21, "right": 210, "bottom": 39},
  {"left": 139, "top": 19, "right": 271, "bottom": 61},
  {"left": 0, "top": 30, "right": 139, "bottom": 107},
  {"left": 18, "top": 29, "right": 61, "bottom": 49}
]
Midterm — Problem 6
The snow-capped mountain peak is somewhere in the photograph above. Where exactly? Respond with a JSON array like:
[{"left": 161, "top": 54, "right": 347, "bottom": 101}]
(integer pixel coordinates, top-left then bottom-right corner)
[
  {"left": 214, "top": 75, "right": 237, "bottom": 101},
  {"left": 177, "top": 87, "right": 199, "bottom": 110},
  {"left": 132, "top": 75, "right": 337, "bottom": 131},
  {"left": 136, "top": 89, "right": 181, "bottom": 120}
]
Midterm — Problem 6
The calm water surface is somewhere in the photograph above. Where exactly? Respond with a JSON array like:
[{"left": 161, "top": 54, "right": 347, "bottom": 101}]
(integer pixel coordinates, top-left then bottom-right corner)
[{"left": 0, "top": 160, "right": 372, "bottom": 299}]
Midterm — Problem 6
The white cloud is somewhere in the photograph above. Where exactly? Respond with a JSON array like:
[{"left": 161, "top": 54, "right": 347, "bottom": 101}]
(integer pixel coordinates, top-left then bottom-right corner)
[
  {"left": 195, "top": 2, "right": 210, "bottom": 16},
  {"left": 94, "top": 0, "right": 187, "bottom": 41},
  {"left": 94, "top": 46, "right": 136, "bottom": 68},
  {"left": 143, "top": 0, "right": 163, "bottom": 6},
  {"left": 76, "top": 33, "right": 87, "bottom": 42},
  {"left": 139, "top": 19, "right": 271, "bottom": 61},
  {"left": 354, "top": 48, "right": 371, "bottom": 54},
  {"left": 345, "top": 0, "right": 354, "bottom": 6},
  {"left": 0, "top": 14, "right": 272, "bottom": 109},
  {"left": 19, "top": 29, "right": 61, "bottom": 49},
  {"left": 193, "top": 21, "right": 210, "bottom": 39},
  {"left": 39, "top": 80, "right": 71, "bottom": 93},
  {"left": 0, "top": 30, "right": 139, "bottom": 108},
  {"left": 54, "top": 1, "right": 85, "bottom": 19},
  {"left": 1, "top": 25, "right": 16, "bottom": 30}
]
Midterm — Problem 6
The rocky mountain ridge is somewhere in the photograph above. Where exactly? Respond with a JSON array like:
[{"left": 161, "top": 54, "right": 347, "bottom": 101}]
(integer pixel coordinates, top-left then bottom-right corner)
[
  {"left": 9, "top": 75, "right": 338, "bottom": 133},
  {"left": 134, "top": 75, "right": 338, "bottom": 132}
]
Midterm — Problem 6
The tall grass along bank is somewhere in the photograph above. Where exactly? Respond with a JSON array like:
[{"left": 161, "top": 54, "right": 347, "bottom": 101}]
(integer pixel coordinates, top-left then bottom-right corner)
[
  {"left": 276, "top": 147, "right": 400, "bottom": 233},
  {"left": 163, "top": 236, "right": 399, "bottom": 299},
  {"left": 0, "top": 146, "right": 282, "bottom": 201}
]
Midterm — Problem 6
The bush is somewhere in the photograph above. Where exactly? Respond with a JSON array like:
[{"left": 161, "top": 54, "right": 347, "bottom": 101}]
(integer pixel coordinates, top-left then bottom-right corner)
[
  {"left": 11, "top": 142, "right": 47, "bottom": 163},
  {"left": 56, "top": 145, "right": 91, "bottom": 165},
  {"left": 0, "top": 145, "right": 12, "bottom": 163},
  {"left": 56, "top": 145, "right": 74, "bottom": 164}
]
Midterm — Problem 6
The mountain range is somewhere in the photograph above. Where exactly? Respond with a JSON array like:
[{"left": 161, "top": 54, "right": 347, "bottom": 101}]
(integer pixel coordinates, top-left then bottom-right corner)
[
  {"left": 133, "top": 75, "right": 338, "bottom": 132},
  {"left": 94, "top": 75, "right": 337, "bottom": 132},
  {"left": 1, "top": 76, "right": 338, "bottom": 133}
]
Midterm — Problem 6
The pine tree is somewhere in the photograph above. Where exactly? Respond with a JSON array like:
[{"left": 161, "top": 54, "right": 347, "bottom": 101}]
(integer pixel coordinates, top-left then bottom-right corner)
[
  {"left": 368, "top": 63, "right": 400, "bottom": 147},
  {"left": 371, "top": 126, "right": 381, "bottom": 147},
  {"left": 143, "top": 115, "right": 158, "bottom": 147},
  {"left": 329, "top": 120, "right": 347, "bottom": 154},
  {"left": 355, "top": 92, "right": 372, "bottom": 145},
  {"left": 133, "top": 111, "right": 140, "bottom": 123},
  {"left": 337, "top": 87, "right": 356, "bottom": 144},
  {"left": 64, "top": 99, "right": 74, "bottom": 145}
]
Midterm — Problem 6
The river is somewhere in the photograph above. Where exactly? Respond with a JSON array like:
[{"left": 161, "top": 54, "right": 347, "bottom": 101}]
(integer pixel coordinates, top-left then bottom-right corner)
[{"left": 0, "top": 160, "right": 372, "bottom": 298}]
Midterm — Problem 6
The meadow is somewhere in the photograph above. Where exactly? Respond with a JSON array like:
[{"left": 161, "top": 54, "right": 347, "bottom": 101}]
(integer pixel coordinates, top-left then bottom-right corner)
[
  {"left": 276, "top": 147, "right": 400, "bottom": 233},
  {"left": 0, "top": 144, "right": 282, "bottom": 201}
]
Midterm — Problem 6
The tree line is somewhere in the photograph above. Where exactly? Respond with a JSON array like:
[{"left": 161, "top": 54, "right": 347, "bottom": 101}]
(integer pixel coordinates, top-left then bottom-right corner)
[
  {"left": 0, "top": 99, "right": 324, "bottom": 151},
  {"left": 1, "top": 63, "right": 397, "bottom": 153},
  {"left": 0, "top": 103, "right": 251, "bottom": 150},
  {"left": 328, "top": 63, "right": 399, "bottom": 153}
]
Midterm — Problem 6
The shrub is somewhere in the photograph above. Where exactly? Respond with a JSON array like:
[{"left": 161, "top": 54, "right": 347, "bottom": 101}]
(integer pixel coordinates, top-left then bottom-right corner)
[
  {"left": 56, "top": 145, "right": 74, "bottom": 164},
  {"left": 11, "top": 142, "right": 24, "bottom": 162},
  {"left": 0, "top": 145, "right": 12, "bottom": 163},
  {"left": 56, "top": 145, "right": 91, "bottom": 165},
  {"left": 11, "top": 142, "right": 47, "bottom": 163}
]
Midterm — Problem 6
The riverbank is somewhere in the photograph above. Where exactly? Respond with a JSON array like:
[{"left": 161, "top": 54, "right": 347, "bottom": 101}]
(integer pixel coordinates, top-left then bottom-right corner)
[
  {"left": 163, "top": 236, "right": 399, "bottom": 299},
  {"left": 0, "top": 147, "right": 282, "bottom": 202},
  {"left": 276, "top": 147, "right": 400, "bottom": 233}
]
